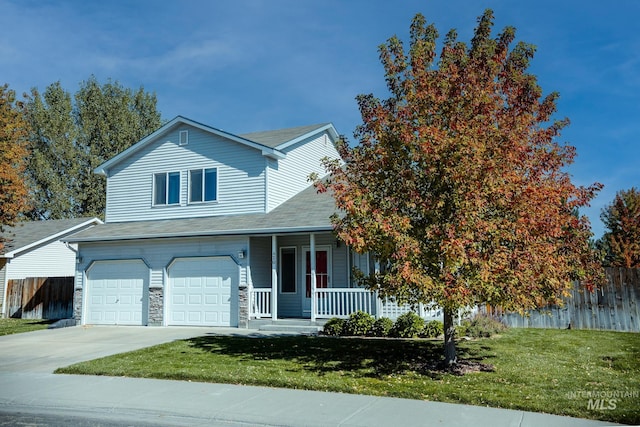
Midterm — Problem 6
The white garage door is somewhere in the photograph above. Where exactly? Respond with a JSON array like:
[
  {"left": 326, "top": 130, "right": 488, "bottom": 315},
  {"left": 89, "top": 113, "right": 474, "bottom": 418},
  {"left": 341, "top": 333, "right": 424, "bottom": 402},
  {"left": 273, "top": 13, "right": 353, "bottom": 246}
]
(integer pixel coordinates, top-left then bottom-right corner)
[
  {"left": 86, "top": 260, "right": 147, "bottom": 325},
  {"left": 168, "top": 256, "right": 237, "bottom": 326}
]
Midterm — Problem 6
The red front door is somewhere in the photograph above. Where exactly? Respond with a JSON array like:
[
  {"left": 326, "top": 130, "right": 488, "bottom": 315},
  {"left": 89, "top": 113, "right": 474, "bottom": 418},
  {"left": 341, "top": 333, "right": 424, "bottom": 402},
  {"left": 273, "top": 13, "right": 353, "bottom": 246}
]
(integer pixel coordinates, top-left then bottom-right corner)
[{"left": 306, "top": 250, "right": 328, "bottom": 297}]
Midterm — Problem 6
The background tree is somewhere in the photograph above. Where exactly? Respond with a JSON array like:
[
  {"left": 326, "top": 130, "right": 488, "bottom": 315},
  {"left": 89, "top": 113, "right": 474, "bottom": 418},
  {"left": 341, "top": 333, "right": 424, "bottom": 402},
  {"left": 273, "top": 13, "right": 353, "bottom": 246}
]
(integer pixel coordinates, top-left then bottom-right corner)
[
  {"left": 599, "top": 188, "right": 640, "bottom": 267},
  {"left": 315, "top": 10, "right": 603, "bottom": 365},
  {"left": 0, "top": 84, "right": 31, "bottom": 249},
  {"left": 23, "top": 82, "right": 80, "bottom": 219},
  {"left": 23, "top": 76, "right": 162, "bottom": 220}
]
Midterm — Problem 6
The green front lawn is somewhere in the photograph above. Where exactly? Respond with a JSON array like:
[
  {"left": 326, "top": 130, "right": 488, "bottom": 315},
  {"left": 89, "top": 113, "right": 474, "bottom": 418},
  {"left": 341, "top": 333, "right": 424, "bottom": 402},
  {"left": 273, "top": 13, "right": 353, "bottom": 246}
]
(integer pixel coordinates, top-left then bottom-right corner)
[
  {"left": 55, "top": 328, "right": 640, "bottom": 424},
  {"left": 0, "top": 318, "right": 54, "bottom": 336}
]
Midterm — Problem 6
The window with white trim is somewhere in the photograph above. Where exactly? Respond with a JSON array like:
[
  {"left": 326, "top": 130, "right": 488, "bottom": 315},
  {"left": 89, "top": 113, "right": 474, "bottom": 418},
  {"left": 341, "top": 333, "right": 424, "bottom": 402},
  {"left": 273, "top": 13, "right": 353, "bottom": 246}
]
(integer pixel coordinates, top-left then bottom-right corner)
[
  {"left": 189, "top": 168, "right": 217, "bottom": 203},
  {"left": 153, "top": 172, "right": 180, "bottom": 205},
  {"left": 280, "top": 247, "right": 297, "bottom": 293}
]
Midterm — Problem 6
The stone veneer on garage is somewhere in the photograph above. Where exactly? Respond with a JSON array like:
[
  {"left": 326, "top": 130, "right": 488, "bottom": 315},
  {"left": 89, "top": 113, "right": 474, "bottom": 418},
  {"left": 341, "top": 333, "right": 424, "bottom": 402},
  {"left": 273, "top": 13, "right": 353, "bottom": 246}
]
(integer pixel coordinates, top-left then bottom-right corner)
[
  {"left": 73, "top": 287, "right": 82, "bottom": 323},
  {"left": 73, "top": 285, "right": 249, "bottom": 327},
  {"left": 148, "top": 287, "right": 163, "bottom": 326},
  {"left": 238, "top": 285, "right": 248, "bottom": 328}
]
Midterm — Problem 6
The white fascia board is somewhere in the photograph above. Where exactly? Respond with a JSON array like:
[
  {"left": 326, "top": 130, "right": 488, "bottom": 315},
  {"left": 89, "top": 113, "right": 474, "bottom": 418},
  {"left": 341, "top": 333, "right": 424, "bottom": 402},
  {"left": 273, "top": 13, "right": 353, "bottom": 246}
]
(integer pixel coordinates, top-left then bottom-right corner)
[
  {"left": 94, "top": 116, "right": 286, "bottom": 175},
  {"left": 65, "top": 225, "right": 333, "bottom": 243},
  {"left": 274, "top": 123, "right": 339, "bottom": 151},
  {"left": 94, "top": 116, "right": 183, "bottom": 176},
  {"left": 4, "top": 218, "right": 103, "bottom": 258},
  {"left": 261, "top": 148, "right": 286, "bottom": 159}
]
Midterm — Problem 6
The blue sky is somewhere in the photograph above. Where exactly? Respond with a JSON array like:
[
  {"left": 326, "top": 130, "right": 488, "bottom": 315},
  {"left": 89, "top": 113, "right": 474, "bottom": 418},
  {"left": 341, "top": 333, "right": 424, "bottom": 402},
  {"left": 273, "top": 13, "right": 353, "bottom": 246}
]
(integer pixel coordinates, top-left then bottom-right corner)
[{"left": 1, "top": 0, "right": 638, "bottom": 237}]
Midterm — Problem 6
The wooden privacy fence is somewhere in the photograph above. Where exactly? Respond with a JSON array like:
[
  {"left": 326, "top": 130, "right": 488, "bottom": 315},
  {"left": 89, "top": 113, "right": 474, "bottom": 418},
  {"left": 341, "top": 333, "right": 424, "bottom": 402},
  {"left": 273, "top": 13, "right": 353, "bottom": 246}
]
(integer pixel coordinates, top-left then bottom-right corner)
[
  {"left": 6, "top": 277, "right": 74, "bottom": 320},
  {"left": 484, "top": 267, "right": 640, "bottom": 332}
]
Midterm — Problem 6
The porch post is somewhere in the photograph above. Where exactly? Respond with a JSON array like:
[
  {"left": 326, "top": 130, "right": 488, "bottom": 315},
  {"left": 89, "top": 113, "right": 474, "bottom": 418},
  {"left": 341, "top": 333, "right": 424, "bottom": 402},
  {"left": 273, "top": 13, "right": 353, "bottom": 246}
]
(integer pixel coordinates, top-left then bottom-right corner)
[
  {"left": 374, "top": 259, "right": 382, "bottom": 319},
  {"left": 310, "top": 233, "right": 317, "bottom": 322},
  {"left": 271, "top": 235, "right": 278, "bottom": 320},
  {"left": 247, "top": 265, "right": 255, "bottom": 319}
]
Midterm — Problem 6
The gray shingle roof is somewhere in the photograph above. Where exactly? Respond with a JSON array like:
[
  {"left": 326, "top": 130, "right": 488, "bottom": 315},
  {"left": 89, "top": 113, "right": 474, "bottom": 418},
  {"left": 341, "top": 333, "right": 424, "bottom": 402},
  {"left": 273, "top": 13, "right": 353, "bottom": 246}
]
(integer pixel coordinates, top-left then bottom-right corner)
[
  {"left": 65, "top": 185, "right": 338, "bottom": 243},
  {"left": 240, "top": 123, "right": 331, "bottom": 148},
  {"left": 1, "top": 218, "right": 101, "bottom": 256}
]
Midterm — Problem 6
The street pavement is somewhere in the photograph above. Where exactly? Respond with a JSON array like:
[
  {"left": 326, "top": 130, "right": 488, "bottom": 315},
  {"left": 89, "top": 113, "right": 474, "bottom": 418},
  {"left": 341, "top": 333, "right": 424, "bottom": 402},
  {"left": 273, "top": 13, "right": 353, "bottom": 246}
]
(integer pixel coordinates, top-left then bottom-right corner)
[{"left": 0, "top": 325, "right": 617, "bottom": 426}]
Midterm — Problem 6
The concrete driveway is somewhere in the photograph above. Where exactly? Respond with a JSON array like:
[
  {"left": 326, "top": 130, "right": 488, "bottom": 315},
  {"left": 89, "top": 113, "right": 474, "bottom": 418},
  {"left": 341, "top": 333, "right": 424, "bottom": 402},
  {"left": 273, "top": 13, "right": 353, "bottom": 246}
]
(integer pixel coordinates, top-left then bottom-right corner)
[{"left": 0, "top": 325, "right": 243, "bottom": 373}]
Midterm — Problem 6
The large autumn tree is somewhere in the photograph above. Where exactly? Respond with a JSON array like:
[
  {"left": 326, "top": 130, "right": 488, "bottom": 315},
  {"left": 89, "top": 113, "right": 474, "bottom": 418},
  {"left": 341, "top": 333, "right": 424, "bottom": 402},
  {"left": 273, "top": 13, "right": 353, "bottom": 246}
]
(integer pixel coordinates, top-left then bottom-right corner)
[
  {"left": 22, "top": 76, "right": 162, "bottom": 220},
  {"left": 0, "top": 84, "right": 31, "bottom": 250},
  {"left": 599, "top": 188, "right": 640, "bottom": 267},
  {"left": 315, "top": 10, "right": 603, "bottom": 364}
]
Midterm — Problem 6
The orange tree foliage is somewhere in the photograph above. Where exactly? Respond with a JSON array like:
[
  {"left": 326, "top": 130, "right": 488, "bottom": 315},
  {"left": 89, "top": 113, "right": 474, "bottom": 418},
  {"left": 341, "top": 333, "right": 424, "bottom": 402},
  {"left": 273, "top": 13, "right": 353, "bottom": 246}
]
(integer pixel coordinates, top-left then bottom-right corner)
[
  {"left": 314, "top": 10, "right": 603, "bottom": 363},
  {"left": 0, "top": 84, "right": 30, "bottom": 250},
  {"left": 600, "top": 188, "right": 640, "bottom": 267}
]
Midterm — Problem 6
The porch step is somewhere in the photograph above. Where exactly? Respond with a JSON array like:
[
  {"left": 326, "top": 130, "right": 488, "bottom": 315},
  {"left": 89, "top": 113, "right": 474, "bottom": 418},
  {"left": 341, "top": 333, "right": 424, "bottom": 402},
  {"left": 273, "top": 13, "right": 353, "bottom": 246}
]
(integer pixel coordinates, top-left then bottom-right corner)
[
  {"left": 259, "top": 324, "right": 322, "bottom": 334},
  {"left": 249, "top": 319, "right": 326, "bottom": 335}
]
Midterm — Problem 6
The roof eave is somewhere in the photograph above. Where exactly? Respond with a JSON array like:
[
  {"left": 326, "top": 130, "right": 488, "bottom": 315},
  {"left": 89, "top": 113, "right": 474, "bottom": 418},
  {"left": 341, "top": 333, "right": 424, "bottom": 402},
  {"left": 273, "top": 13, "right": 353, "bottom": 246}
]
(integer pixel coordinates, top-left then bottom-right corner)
[
  {"left": 66, "top": 225, "right": 334, "bottom": 244},
  {"left": 3, "top": 218, "right": 103, "bottom": 257},
  {"left": 262, "top": 148, "right": 286, "bottom": 160},
  {"left": 95, "top": 116, "right": 287, "bottom": 175},
  {"left": 275, "top": 123, "right": 339, "bottom": 151}
]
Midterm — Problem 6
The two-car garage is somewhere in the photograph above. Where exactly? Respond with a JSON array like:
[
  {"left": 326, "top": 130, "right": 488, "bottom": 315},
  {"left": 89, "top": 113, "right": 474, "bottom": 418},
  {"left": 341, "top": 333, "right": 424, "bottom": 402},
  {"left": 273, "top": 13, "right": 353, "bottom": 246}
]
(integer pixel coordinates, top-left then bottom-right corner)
[{"left": 84, "top": 256, "right": 238, "bottom": 327}]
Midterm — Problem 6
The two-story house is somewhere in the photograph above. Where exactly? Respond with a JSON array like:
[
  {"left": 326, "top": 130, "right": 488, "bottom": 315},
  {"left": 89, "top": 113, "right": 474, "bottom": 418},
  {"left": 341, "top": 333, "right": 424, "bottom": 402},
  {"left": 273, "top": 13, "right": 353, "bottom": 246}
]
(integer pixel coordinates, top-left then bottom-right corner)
[{"left": 67, "top": 116, "right": 390, "bottom": 328}]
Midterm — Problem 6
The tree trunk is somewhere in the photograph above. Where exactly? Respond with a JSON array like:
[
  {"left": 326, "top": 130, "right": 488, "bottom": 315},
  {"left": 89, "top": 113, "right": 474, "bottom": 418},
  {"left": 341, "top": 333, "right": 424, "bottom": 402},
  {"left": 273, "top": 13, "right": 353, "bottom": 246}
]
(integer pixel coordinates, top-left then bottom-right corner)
[{"left": 443, "top": 307, "right": 457, "bottom": 366}]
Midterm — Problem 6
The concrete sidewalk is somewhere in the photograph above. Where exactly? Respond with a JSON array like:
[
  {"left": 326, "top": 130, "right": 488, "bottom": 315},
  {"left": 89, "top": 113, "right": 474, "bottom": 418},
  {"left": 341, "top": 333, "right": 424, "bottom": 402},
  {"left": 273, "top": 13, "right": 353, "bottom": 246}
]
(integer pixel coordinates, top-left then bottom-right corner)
[{"left": 0, "top": 326, "right": 615, "bottom": 426}]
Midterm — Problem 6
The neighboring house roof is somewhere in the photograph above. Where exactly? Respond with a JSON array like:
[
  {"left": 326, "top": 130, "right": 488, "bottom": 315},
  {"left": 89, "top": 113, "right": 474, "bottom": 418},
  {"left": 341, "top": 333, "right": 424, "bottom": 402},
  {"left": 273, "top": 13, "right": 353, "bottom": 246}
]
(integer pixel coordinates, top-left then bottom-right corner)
[
  {"left": 66, "top": 184, "right": 337, "bottom": 243},
  {"left": 94, "top": 116, "right": 338, "bottom": 176},
  {"left": 0, "top": 218, "right": 103, "bottom": 258}
]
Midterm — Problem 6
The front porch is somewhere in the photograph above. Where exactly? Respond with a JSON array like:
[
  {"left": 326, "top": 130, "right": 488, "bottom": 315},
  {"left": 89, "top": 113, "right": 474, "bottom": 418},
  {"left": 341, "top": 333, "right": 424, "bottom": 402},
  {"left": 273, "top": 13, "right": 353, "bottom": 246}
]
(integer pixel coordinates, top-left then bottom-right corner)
[{"left": 247, "top": 232, "right": 444, "bottom": 325}]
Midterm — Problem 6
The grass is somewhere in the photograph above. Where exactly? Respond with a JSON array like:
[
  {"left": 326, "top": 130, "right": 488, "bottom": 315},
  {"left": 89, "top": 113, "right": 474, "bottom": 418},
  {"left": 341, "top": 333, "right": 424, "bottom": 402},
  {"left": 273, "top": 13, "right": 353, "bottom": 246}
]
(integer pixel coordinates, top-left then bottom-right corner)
[
  {"left": 55, "top": 328, "right": 640, "bottom": 424},
  {"left": 0, "top": 318, "right": 55, "bottom": 336}
]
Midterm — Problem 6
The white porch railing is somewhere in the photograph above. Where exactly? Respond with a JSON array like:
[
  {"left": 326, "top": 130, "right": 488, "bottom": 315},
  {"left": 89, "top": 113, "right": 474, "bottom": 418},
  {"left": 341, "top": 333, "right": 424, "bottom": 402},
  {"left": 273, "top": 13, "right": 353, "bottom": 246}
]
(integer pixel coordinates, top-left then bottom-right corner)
[
  {"left": 379, "top": 298, "right": 443, "bottom": 320},
  {"left": 250, "top": 288, "right": 272, "bottom": 318},
  {"left": 249, "top": 287, "right": 449, "bottom": 321},
  {"left": 315, "top": 288, "right": 376, "bottom": 319}
]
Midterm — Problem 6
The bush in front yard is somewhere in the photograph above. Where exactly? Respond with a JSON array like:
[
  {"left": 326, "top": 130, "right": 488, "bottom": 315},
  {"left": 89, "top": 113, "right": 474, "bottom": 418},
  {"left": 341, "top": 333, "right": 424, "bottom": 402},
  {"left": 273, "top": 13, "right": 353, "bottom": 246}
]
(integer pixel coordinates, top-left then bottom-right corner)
[
  {"left": 322, "top": 317, "right": 345, "bottom": 336},
  {"left": 343, "top": 310, "right": 375, "bottom": 336},
  {"left": 369, "top": 317, "right": 394, "bottom": 337},
  {"left": 390, "top": 312, "right": 425, "bottom": 338},
  {"left": 457, "top": 314, "right": 507, "bottom": 338},
  {"left": 420, "top": 320, "right": 444, "bottom": 338}
]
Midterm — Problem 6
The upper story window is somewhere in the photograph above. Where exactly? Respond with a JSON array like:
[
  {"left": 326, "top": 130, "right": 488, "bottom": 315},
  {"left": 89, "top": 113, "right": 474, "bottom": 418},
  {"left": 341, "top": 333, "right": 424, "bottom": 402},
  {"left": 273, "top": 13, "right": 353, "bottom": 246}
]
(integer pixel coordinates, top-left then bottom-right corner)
[
  {"left": 153, "top": 172, "right": 180, "bottom": 206},
  {"left": 189, "top": 168, "right": 217, "bottom": 203}
]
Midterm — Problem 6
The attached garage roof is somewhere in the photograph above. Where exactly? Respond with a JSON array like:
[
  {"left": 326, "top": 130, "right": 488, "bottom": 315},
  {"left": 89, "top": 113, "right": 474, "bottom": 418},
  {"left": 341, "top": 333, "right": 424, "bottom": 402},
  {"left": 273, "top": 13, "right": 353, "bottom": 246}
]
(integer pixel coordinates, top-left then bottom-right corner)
[
  {"left": 66, "top": 185, "right": 337, "bottom": 243},
  {"left": 1, "top": 217, "right": 102, "bottom": 257}
]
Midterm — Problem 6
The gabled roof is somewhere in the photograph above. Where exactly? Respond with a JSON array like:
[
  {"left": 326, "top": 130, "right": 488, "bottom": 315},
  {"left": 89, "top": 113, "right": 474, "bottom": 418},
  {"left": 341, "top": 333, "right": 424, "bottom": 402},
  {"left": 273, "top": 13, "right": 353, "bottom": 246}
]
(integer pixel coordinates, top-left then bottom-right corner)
[
  {"left": 1, "top": 217, "right": 103, "bottom": 258},
  {"left": 95, "top": 116, "right": 338, "bottom": 176},
  {"left": 240, "top": 123, "right": 338, "bottom": 150},
  {"left": 65, "top": 185, "right": 337, "bottom": 243}
]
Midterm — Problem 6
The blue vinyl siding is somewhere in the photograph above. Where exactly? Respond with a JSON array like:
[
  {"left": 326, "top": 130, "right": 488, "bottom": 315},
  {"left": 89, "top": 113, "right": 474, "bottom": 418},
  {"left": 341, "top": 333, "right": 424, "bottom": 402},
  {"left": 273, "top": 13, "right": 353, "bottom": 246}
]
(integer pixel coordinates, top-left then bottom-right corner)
[
  {"left": 105, "top": 125, "right": 266, "bottom": 222},
  {"left": 267, "top": 131, "right": 340, "bottom": 212}
]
